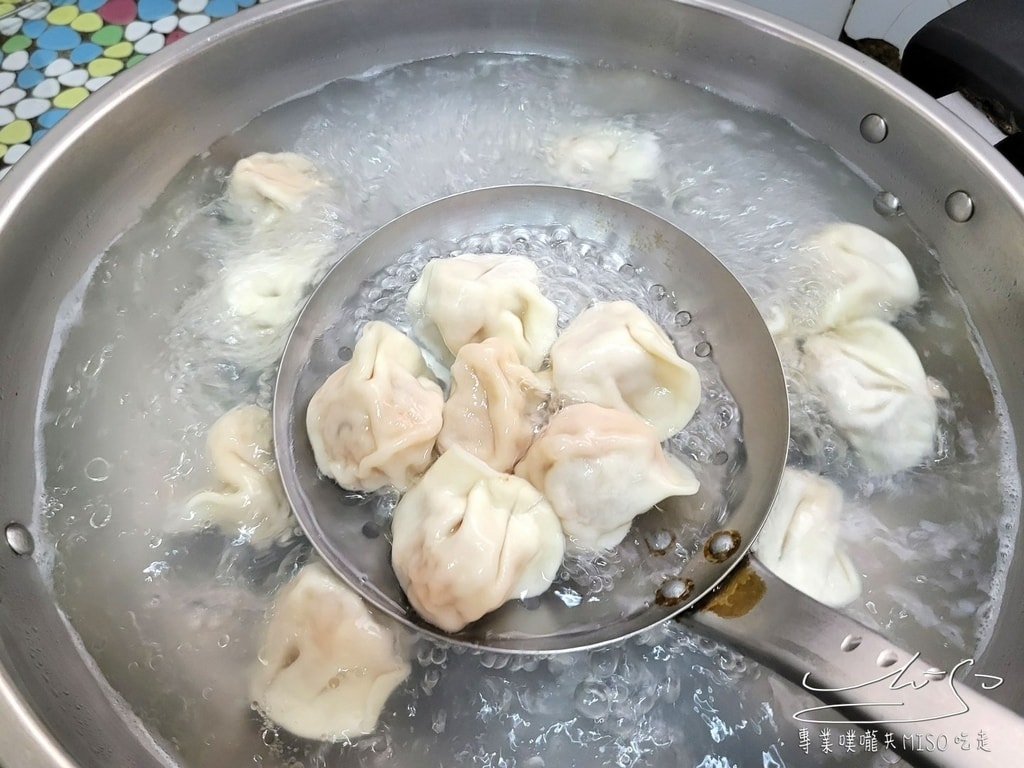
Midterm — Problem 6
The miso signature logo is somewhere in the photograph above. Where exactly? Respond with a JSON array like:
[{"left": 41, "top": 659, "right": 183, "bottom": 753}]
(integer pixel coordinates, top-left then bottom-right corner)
[{"left": 794, "top": 653, "right": 1004, "bottom": 725}]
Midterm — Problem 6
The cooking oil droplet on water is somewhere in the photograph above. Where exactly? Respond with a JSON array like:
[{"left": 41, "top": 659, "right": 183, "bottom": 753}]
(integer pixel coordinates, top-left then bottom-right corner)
[{"left": 84, "top": 457, "right": 111, "bottom": 482}]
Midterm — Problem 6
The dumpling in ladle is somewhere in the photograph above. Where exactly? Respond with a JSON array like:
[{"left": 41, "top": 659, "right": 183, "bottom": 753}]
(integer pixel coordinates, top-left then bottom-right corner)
[
  {"left": 391, "top": 447, "right": 565, "bottom": 633},
  {"left": 183, "top": 405, "right": 293, "bottom": 549},
  {"left": 547, "top": 123, "right": 662, "bottom": 195},
  {"left": 406, "top": 253, "right": 558, "bottom": 370},
  {"left": 753, "top": 469, "right": 861, "bottom": 608},
  {"left": 306, "top": 321, "right": 444, "bottom": 492},
  {"left": 224, "top": 151, "right": 325, "bottom": 223},
  {"left": 801, "top": 318, "right": 939, "bottom": 474},
  {"left": 515, "top": 403, "right": 699, "bottom": 551},
  {"left": 250, "top": 562, "right": 410, "bottom": 742},
  {"left": 549, "top": 301, "right": 701, "bottom": 440},
  {"left": 438, "top": 338, "right": 549, "bottom": 473}
]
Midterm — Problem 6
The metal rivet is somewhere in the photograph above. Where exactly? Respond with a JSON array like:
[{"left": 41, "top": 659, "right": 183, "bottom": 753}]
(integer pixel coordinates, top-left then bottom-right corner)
[
  {"left": 924, "top": 667, "right": 947, "bottom": 681},
  {"left": 5, "top": 523, "right": 34, "bottom": 557},
  {"left": 860, "top": 114, "right": 888, "bottom": 143},
  {"left": 704, "top": 529, "right": 741, "bottom": 562},
  {"left": 655, "top": 577, "right": 694, "bottom": 607},
  {"left": 840, "top": 634, "right": 862, "bottom": 652},
  {"left": 876, "top": 649, "right": 900, "bottom": 668},
  {"left": 872, "top": 191, "right": 903, "bottom": 217},
  {"left": 694, "top": 341, "right": 712, "bottom": 358},
  {"left": 945, "top": 190, "right": 975, "bottom": 222}
]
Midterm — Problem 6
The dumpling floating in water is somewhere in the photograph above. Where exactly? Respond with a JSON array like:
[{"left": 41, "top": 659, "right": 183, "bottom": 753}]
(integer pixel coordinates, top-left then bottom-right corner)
[
  {"left": 307, "top": 321, "right": 444, "bottom": 493},
  {"left": 218, "top": 245, "right": 332, "bottom": 370},
  {"left": 547, "top": 123, "right": 662, "bottom": 195},
  {"left": 801, "top": 318, "right": 939, "bottom": 474},
  {"left": 182, "top": 405, "right": 293, "bottom": 549},
  {"left": 250, "top": 562, "right": 411, "bottom": 742},
  {"left": 390, "top": 447, "right": 565, "bottom": 633},
  {"left": 406, "top": 253, "right": 558, "bottom": 370},
  {"left": 438, "top": 338, "right": 549, "bottom": 473},
  {"left": 515, "top": 403, "right": 699, "bottom": 551},
  {"left": 753, "top": 468, "right": 861, "bottom": 608},
  {"left": 224, "top": 151, "right": 325, "bottom": 223},
  {"left": 798, "top": 223, "right": 919, "bottom": 335},
  {"left": 549, "top": 301, "right": 701, "bottom": 440}
]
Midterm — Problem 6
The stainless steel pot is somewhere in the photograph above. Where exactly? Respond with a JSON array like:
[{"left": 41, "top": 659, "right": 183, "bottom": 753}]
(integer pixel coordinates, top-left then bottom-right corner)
[{"left": 2, "top": 0, "right": 1024, "bottom": 766}]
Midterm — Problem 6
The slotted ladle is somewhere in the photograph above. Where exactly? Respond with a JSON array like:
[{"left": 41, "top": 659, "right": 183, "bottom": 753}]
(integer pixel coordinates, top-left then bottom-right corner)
[{"left": 275, "top": 186, "right": 1023, "bottom": 766}]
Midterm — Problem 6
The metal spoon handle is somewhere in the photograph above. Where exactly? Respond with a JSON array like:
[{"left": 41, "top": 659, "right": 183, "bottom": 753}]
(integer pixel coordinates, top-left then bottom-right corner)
[{"left": 689, "top": 556, "right": 1024, "bottom": 767}]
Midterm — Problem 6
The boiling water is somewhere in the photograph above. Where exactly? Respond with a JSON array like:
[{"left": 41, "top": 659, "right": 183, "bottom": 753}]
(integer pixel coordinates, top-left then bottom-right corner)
[{"left": 34, "top": 54, "right": 1018, "bottom": 767}]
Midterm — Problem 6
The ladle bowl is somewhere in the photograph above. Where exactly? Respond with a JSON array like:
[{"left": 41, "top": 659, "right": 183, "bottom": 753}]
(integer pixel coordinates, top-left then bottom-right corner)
[{"left": 273, "top": 184, "right": 791, "bottom": 652}]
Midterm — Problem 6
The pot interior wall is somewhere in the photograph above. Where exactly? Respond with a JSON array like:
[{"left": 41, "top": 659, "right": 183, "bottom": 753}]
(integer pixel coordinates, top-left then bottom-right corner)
[{"left": 1, "top": 0, "right": 1023, "bottom": 765}]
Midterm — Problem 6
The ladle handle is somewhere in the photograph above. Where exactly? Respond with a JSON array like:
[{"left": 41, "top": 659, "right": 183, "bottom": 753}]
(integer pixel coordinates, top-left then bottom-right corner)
[{"left": 689, "top": 556, "right": 1024, "bottom": 768}]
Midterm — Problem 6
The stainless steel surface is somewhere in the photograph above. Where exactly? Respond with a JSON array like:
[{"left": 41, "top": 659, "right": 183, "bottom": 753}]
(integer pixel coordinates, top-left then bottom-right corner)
[
  {"left": 945, "top": 190, "right": 976, "bottom": 222},
  {"left": 0, "top": 0, "right": 1023, "bottom": 764},
  {"left": 859, "top": 113, "right": 890, "bottom": 143},
  {"left": 694, "top": 558, "right": 1024, "bottom": 767},
  {"left": 274, "top": 184, "right": 790, "bottom": 653}
]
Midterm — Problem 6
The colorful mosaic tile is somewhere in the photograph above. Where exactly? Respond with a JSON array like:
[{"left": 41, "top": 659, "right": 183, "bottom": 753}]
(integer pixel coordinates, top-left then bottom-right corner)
[{"left": 0, "top": 0, "right": 266, "bottom": 180}]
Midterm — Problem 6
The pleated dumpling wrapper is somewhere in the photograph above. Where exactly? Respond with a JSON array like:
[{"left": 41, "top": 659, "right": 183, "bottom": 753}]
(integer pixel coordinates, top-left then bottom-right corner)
[
  {"left": 218, "top": 244, "right": 332, "bottom": 370},
  {"left": 224, "top": 151, "right": 325, "bottom": 223},
  {"left": 515, "top": 403, "right": 699, "bottom": 551},
  {"left": 183, "top": 405, "right": 293, "bottom": 549},
  {"left": 306, "top": 321, "right": 444, "bottom": 492},
  {"left": 801, "top": 318, "right": 939, "bottom": 474},
  {"left": 250, "top": 562, "right": 410, "bottom": 742},
  {"left": 800, "top": 223, "right": 919, "bottom": 335},
  {"left": 438, "top": 338, "right": 549, "bottom": 473},
  {"left": 406, "top": 253, "right": 558, "bottom": 370},
  {"left": 549, "top": 301, "right": 701, "bottom": 440},
  {"left": 391, "top": 447, "right": 565, "bottom": 633},
  {"left": 753, "top": 469, "right": 861, "bottom": 608},
  {"left": 547, "top": 123, "right": 662, "bottom": 195}
]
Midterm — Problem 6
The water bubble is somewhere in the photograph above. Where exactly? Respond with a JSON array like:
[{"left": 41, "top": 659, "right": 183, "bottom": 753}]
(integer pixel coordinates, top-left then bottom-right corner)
[
  {"left": 87, "top": 504, "right": 112, "bottom": 529},
  {"left": 217, "top": 634, "right": 230, "bottom": 649},
  {"left": 84, "top": 457, "right": 111, "bottom": 482},
  {"left": 574, "top": 680, "right": 612, "bottom": 719}
]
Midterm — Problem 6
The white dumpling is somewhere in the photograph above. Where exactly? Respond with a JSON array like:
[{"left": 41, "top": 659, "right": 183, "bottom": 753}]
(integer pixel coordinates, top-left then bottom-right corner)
[
  {"left": 549, "top": 301, "right": 701, "bottom": 440},
  {"left": 406, "top": 253, "right": 558, "bottom": 370},
  {"left": 801, "top": 223, "right": 919, "bottom": 334},
  {"left": 753, "top": 469, "right": 861, "bottom": 608},
  {"left": 250, "top": 562, "right": 410, "bottom": 741},
  {"left": 515, "top": 403, "right": 699, "bottom": 551},
  {"left": 183, "top": 405, "right": 293, "bottom": 549},
  {"left": 391, "top": 447, "right": 565, "bottom": 633},
  {"left": 225, "top": 152, "right": 324, "bottom": 222},
  {"left": 438, "top": 338, "right": 549, "bottom": 473},
  {"left": 307, "top": 321, "right": 444, "bottom": 492},
  {"left": 801, "top": 318, "right": 938, "bottom": 474},
  {"left": 218, "top": 245, "right": 330, "bottom": 369},
  {"left": 547, "top": 123, "right": 661, "bottom": 194}
]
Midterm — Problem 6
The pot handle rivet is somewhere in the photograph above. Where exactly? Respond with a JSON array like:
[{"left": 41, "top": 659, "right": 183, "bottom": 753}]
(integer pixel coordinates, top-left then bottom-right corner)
[
  {"left": 945, "top": 190, "right": 975, "bottom": 222},
  {"left": 5, "top": 522, "right": 34, "bottom": 557},
  {"left": 859, "top": 114, "right": 888, "bottom": 143}
]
